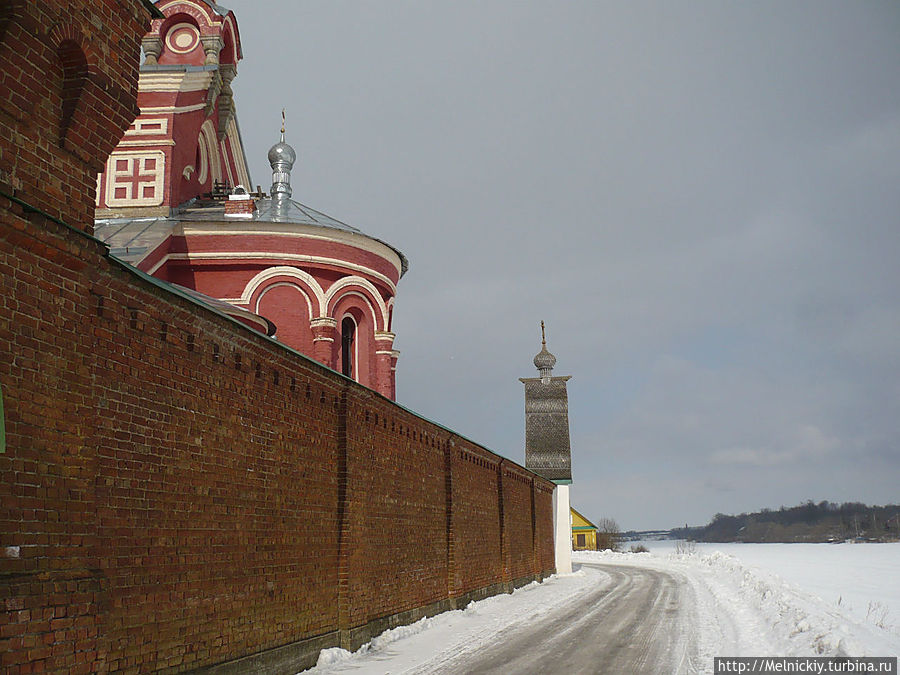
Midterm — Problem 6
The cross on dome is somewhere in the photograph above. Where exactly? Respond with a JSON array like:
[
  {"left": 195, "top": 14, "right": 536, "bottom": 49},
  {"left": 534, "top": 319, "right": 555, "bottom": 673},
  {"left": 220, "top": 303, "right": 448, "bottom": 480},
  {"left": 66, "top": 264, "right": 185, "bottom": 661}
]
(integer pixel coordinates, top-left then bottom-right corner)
[{"left": 533, "top": 320, "right": 557, "bottom": 378}]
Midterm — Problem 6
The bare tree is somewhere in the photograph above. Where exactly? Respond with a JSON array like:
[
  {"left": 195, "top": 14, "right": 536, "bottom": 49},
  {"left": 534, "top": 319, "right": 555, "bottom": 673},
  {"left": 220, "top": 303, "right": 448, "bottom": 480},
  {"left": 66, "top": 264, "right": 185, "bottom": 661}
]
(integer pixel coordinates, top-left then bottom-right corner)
[{"left": 596, "top": 517, "right": 622, "bottom": 551}]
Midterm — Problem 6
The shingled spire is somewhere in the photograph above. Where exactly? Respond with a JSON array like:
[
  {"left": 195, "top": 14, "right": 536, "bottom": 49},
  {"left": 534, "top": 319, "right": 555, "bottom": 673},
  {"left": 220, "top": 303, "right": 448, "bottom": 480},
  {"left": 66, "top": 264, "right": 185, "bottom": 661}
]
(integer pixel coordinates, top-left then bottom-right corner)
[{"left": 521, "top": 322, "right": 572, "bottom": 483}]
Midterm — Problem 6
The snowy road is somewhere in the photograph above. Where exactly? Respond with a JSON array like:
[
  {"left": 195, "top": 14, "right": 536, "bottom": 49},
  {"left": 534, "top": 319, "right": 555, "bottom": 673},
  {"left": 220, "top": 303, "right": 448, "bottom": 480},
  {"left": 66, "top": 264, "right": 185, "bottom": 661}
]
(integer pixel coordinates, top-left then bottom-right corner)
[
  {"left": 425, "top": 564, "right": 698, "bottom": 674},
  {"left": 307, "top": 546, "right": 900, "bottom": 674}
]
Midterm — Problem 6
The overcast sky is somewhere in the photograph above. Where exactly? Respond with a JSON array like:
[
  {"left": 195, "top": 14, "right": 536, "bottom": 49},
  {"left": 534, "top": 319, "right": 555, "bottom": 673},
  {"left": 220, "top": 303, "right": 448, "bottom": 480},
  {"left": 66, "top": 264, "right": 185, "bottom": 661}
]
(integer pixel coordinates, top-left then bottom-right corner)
[{"left": 226, "top": 0, "right": 900, "bottom": 530}]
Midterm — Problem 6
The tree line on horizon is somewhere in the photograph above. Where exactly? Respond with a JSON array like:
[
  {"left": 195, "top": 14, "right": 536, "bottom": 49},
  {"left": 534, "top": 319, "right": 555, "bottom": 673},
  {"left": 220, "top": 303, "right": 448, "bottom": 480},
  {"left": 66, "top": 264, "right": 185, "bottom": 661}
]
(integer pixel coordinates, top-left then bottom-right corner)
[{"left": 669, "top": 500, "right": 900, "bottom": 543}]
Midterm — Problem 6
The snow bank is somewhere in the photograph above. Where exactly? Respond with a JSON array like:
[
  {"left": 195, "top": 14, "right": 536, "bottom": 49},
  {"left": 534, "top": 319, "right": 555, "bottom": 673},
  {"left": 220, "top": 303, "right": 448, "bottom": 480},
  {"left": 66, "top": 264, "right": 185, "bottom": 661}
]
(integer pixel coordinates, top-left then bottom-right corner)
[
  {"left": 313, "top": 617, "right": 439, "bottom": 668},
  {"left": 301, "top": 568, "right": 604, "bottom": 674},
  {"left": 574, "top": 547, "right": 900, "bottom": 658},
  {"left": 690, "top": 541, "right": 897, "bottom": 631}
]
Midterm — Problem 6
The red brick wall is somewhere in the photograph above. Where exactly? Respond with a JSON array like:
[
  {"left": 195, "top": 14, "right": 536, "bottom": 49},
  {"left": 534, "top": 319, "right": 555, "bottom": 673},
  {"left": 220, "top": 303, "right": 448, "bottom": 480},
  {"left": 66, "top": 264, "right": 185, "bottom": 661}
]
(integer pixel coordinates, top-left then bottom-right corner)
[
  {"left": 0, "top": 1, "right": 147, "bottom": 233},
  {"left": 85, "top": 271, "right": 345, "bottom": 669},
  {"left": 534, "top": 482, "right": 556, "bottom": 575},
  {"left": 0, "top": 201, "right": 108, "bottom": 673},
  {"left": 0, "top": 207, "right": 556, "bottom": 672},
  {"left": 0, "top": 197, "right": 350, "bottom": 671},
  {"left": 341, "top": 395, "right": 450, "bottom": 629},
  {"left": 0, "top": 3, "right": 557, "bottom": 672},
  {"left": 450, "top": 442, "right": 503, "bottom": 598},
  {"left": 501, "top": 464, "right": 539, "bottom": 585}
]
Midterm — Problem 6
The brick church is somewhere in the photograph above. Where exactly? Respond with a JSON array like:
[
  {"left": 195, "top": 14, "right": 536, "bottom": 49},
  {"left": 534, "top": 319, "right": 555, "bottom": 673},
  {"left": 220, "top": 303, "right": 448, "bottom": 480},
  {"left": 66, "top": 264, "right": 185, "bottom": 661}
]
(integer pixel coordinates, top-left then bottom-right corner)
[{"left": 94, "top": 0, "right": 407, "bottom": 399}]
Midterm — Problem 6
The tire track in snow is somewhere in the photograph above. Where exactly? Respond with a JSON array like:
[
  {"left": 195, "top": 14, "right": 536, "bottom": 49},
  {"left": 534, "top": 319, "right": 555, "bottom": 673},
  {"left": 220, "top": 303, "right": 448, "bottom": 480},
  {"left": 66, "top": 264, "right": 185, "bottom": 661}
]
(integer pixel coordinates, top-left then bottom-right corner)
[{"left": 423, "top": 564, "right": 700, "bottom": 674}]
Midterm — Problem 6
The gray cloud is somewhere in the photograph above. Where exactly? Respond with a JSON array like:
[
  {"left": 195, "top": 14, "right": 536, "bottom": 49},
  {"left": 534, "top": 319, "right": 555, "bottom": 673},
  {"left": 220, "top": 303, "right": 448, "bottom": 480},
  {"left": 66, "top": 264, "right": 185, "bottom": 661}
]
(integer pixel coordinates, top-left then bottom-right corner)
[{"left": 228, "top": 0, "right": 900, "bottom": 529}]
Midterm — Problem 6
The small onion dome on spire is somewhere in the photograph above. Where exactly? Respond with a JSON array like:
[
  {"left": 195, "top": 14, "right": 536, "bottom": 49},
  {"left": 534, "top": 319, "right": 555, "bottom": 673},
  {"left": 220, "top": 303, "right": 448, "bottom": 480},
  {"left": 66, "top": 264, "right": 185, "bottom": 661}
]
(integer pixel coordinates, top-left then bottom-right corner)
[
  {"left": 269, "top": 109, "right": 296, "bottom": 200},
  {"left": 267, "top": 138, "right": 296, "bottom": 167},
  {"left": 534, "top": 320, "right": 557, "bottom": 378}
]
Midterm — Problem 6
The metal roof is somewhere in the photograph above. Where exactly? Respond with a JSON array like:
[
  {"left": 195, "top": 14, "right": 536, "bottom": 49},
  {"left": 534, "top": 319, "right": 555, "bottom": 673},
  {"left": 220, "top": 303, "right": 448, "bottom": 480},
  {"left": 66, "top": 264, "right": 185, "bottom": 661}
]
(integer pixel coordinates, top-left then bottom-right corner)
[
  {"left": 93, "top": 217, "right": 176, "bottom": 265},
  {"left": 182, "top": 198, "right": 361, "bottom": 232},
  {"left": 180, "top": 197, "right": 408, "bottom": 275},
  {"left": 94, "top": 198, "right": 409, "bottom": 276}
]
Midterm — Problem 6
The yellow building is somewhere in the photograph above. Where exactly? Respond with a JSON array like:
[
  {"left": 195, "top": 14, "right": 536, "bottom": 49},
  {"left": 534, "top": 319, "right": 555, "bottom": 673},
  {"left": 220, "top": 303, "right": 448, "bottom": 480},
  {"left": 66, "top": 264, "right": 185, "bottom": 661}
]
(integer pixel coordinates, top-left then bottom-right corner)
[{"left": 571, "top": 507, "right": 598, "bottom": 550}]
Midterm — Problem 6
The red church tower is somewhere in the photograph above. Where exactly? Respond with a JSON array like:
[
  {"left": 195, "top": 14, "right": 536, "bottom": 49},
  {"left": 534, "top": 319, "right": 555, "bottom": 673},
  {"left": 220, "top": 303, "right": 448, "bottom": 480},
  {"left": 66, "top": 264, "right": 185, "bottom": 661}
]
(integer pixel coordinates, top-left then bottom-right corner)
[
  {"left": 95, "top": 0, "right": 250, "bottom": 214},
  {"left": 95, "top": 0, "right": 407, "bottom": 400}
]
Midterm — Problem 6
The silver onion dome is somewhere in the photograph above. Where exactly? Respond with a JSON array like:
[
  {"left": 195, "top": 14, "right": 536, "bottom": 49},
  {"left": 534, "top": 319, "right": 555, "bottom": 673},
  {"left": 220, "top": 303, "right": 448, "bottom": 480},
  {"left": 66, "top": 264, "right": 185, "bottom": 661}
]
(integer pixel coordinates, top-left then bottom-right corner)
[
  {"left": 267, "top": 139, "right": 296, "bottom": 168},
  {"left": 269, "top": 113, "right": 296, "bottom": 200},
  {"left": 533, "top": 320, "right": 556, "bottom": 378}
]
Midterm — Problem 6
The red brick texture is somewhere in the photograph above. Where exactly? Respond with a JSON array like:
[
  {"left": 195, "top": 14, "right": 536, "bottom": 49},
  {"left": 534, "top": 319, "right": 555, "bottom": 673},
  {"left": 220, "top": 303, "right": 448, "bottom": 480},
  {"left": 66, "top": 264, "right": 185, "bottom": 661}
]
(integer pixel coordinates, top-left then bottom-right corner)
[
  {"left": 223, "top": 198, "right": 256, "bottom": 216},
  {"left": 0, "top": 3, "right": 557, "bottom": 672},
  {"left": 0, "top": 1, "right": 146, "bottom": 233},
  {"left": 450, "top": 443, "right": 502, "bottom": 599}
]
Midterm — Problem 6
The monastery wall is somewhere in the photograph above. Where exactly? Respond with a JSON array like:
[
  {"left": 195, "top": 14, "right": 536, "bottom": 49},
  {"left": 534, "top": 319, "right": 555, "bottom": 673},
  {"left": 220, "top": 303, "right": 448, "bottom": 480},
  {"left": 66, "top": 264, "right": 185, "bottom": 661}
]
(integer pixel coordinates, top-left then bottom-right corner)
[
  {"left": 0, "top": 201, "right": 556, "bottom": 674},
  {"left": 0, "top": 6, "right": 555, "bottom": 673}
]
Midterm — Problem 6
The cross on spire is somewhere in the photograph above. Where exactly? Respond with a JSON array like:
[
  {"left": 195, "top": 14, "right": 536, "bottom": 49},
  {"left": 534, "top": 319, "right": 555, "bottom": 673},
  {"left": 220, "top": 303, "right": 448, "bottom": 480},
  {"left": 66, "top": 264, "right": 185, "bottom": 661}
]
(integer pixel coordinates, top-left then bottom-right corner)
[{"left": 533, "top": 320, "right": 557, "bottom": 378}]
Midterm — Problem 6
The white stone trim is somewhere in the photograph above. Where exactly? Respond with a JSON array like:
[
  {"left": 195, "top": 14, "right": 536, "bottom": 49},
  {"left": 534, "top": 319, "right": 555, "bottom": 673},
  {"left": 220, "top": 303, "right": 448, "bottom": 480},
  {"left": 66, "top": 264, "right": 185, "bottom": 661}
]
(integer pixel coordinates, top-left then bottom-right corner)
[
  {"left": 140, "top": 103, "right": 207, "bottom": 114},
  {"left": 237, "top": 266, "right": 326, "bottom": 315},
  {"left": 156, "top": 0, "right": 218, "bottom": 28},
  {"left": 165, "top": 23, "right": 201, "bottom": 54},
  {"left": 220, "top": 137, "right": 234, "bottom": 186},
  {"left": 325, "top": 276, "right": 388, "bottom": 330},
  {"left": 197, "top": 130, "right": 209, "bottom": 185},
  {"left": 150, "top": 251, "right": 396, "bottom": 293},
  {"left": 138, "top": 70, "right": 214, "bottom": 92},
  {"left": 310, "top": 317, "right": 337, "bottom": 328},
  {"left": 226, "top": 117, "right": 252, "bottom": 189},
  {"left": 126, "top": 118, "right": 169, "bottom": 136},
  {"left": 179, "top": 225, "right": 404, "bottom": 279},
  {"left": 200, "top": 119, "right": 221, "bottom": 183},
  {"left": 332, "top": 291, "right": 379, "bottom": 332},
  {"left": 105, "top": 150, "right": 165, "bottom": 207},
  {"left": 117, "top": 139, "right": 176, "bottom": 147}
]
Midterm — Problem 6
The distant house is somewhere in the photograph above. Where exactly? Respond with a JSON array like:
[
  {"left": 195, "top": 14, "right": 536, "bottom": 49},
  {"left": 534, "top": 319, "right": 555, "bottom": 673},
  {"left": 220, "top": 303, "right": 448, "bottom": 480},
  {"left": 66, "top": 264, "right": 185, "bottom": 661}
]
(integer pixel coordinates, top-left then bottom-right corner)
[{"left": 571, "top": 507, "right": 598, "bottom": 550}]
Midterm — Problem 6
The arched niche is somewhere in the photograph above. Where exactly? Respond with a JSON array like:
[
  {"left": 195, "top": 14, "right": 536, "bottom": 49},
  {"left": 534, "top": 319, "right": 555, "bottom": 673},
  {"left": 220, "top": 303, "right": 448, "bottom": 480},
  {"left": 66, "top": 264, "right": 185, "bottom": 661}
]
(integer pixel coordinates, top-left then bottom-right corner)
[
  {"left": 157, "top": 12, "right": 203, "bottom": 66},
  {"left": 56, "top": 39, "right": 88, "bottom": 144},
  {"left": 331, "top": 296, "right": 376, "bottom": 390},
  {"left": 340, "top": 315, "right": 357, "bottom": 379},
  {"left": 255, "top": 282, "right": 314, "bottom": 356}
]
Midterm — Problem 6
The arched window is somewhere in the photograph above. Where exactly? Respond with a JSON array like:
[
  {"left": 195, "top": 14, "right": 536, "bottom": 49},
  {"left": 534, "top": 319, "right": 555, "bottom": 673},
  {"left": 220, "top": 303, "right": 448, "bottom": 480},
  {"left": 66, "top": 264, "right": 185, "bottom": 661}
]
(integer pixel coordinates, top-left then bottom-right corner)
[{"left": 341, "top": 316, "right": 356, "bottom": 379}]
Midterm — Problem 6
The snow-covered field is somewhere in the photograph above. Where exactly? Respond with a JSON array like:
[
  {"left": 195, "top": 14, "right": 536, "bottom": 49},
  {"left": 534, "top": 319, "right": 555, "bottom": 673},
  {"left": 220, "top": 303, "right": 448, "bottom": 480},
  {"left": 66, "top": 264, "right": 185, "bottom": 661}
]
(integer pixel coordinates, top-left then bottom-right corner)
[
  {"left": 301, "top": 543, "right": 900, "bottom": 673},
  {"left": 629, "top": 540, "right": 900, "bottom": 631}
]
